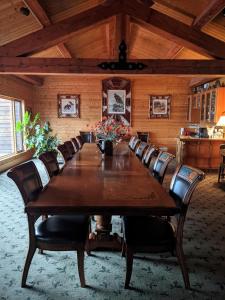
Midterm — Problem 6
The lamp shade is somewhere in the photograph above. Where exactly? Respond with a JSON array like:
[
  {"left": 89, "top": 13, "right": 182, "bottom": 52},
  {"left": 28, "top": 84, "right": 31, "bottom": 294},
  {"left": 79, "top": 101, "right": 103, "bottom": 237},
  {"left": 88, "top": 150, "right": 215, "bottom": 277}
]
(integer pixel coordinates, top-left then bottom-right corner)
[{"left": 216, "top": 115, "right": 225, "bottom": 126}]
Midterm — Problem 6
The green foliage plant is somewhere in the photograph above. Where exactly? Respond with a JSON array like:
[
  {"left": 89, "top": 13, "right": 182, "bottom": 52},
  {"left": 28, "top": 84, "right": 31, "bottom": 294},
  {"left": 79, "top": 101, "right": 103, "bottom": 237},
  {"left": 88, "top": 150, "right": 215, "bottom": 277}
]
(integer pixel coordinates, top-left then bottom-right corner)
[{"left": 16, "top": 111, "right": 60, "bottom": 157}]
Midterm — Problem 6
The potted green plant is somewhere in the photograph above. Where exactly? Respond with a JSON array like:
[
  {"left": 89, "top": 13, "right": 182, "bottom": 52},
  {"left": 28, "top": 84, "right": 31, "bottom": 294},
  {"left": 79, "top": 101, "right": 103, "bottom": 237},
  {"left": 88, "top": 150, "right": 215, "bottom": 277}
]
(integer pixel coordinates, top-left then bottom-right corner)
[{"left": 16, "top": 111, "right": 60, "bottom": 157}]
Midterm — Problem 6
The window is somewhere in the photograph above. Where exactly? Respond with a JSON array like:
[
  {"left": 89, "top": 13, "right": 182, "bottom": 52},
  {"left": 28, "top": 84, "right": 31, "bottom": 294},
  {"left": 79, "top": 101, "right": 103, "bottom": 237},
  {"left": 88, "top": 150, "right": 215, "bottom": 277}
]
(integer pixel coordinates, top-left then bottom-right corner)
[{"left": 0, "top": 96, "right": 24, "bottom": 159}]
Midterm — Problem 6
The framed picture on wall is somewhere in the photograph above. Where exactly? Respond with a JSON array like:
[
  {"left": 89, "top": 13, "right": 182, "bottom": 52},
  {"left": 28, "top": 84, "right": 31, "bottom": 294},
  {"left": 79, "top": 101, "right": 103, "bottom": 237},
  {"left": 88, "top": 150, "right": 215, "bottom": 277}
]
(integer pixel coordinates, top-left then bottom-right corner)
[
  {"left": 58, "top": 94, "right": 80, "bottom": 118},
  {"left": 107, "top": 89, "right": 126, "bottom": 114},
  {"left": 102, "top": 77, "right": 131, "bottom": 126},
  {"left": 149, "top": 95, "right": 171, "bottom": 119}
]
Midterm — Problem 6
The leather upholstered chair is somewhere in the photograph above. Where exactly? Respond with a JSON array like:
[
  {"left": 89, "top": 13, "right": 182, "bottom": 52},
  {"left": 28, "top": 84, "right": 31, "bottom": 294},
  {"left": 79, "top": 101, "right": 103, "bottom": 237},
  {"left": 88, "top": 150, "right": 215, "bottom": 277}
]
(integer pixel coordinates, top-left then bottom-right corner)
[
  {"left": 7, "top": 161, "right": 89, "bottom": 288},
  {"left": 76, "top": 136, "right": 83, "bottom": 149},
  {"left": 136, "top": 131, "right": 149, "bottom": 143},
  {"left": 79, "top": 131, "right": 94, "bottom": 143},
  {"left": 39, "top": 151, "right": 60, "bottom": 178},
  {"left": 152, "top": 151, "right": 175, "bottom": 184},
  {"left": 135, "top": 142, "right": 149, "bottom": 159},
  {"left": 65, "top": 140, "right": 76, "bottom": 155},
  {"left": 58, "top": 143, "right": 73, "bottom": 161},
  {"left": 218, "top": 144, "right": 225, "bottom": 182},
  {"left": 128, "top": 136, "right": 136, "bottom": 149},
  {"left": 142, "top": 146, "right": 158, "bottom": 168},
  {"left": 122, "top": 164, "right": 205, "bottom": 289},
  {"left": 130, "top": 138, "right": 141, "bottom": 152},
  {"left": 71, "top": 137, "right": 80, "bottom": 152}
]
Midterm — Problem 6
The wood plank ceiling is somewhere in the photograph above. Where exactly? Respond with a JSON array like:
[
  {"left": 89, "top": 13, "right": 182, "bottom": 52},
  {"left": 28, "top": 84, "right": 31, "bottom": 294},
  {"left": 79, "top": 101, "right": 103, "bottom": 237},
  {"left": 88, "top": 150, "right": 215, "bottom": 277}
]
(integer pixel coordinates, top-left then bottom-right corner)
[{"left": 0, "top": 0, "right": 225, "bottom": 85}]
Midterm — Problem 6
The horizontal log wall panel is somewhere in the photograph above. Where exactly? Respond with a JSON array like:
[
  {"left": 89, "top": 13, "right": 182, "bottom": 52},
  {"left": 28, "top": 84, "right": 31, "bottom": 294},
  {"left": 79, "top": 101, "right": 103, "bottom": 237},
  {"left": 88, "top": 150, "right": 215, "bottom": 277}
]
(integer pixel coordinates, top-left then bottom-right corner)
[{"left": 33, "top": 75, "right": 191, "bottom": 154}]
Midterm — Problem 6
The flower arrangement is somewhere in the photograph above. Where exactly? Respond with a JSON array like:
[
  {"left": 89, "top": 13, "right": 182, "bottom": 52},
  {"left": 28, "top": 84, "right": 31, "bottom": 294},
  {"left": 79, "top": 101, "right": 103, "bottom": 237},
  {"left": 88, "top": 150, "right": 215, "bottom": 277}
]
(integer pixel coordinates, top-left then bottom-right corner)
[{"left": 94, "top": 116, "right": 130, "bottom": 143}]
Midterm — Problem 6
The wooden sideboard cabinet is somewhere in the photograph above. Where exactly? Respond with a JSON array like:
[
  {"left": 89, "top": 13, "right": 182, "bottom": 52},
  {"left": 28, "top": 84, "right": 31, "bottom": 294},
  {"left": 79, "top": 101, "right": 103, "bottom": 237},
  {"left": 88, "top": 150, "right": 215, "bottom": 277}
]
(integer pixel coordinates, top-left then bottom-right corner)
[
  {"left": 187, "top": 88, "right": 225, "bottom": 124},
  {"left": 176, "top": 136, "right": 225, "bottom": 169}
]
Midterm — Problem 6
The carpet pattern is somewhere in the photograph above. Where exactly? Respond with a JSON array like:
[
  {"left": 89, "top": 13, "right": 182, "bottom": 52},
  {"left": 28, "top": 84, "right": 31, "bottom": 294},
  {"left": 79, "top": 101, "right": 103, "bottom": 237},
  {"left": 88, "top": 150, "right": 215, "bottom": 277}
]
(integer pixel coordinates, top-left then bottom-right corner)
[{"left": 0, "top": 159, "right": 225, "bottom": 300}]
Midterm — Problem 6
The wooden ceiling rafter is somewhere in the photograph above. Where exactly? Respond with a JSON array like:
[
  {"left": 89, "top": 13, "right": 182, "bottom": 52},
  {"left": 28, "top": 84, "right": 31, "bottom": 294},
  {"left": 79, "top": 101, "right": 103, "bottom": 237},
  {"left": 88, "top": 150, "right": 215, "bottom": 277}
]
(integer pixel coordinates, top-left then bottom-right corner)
[
  {"left": 1, "top": 57, "right": 225, "bottom": 75},
  {"left": 192, "top": 0, "right": 225, "bottom": 29},
  {"left": 125, "top": 0, "right": 225, "bottom": 59},
  {"left": 14, "top": 74, "right": 44, "bottom": 86},
  {"left": 0, "top": 1, "right": 121, "bottom": 57},
  {"left": 23, "top": 0, "right": 72, "bottom": 58}
]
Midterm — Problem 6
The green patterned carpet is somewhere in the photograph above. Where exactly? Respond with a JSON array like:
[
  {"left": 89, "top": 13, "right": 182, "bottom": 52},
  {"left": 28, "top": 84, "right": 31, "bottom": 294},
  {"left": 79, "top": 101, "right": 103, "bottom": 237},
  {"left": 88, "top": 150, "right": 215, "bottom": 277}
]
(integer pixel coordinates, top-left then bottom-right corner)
[{"left": 0, "top": 160, "right": 225, "bottom": 300}]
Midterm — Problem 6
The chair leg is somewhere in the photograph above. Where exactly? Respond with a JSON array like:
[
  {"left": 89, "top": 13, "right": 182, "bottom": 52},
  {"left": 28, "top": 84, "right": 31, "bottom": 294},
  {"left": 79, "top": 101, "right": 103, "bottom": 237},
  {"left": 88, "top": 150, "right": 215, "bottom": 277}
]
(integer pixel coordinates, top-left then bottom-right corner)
[
  {"left": 124, "top": 247, "right": 134, "bottom": 289},
  {"left": 218, "top": 166, "right": 222, "bottom": 183},
  {"left": 176, "top": 243, "right": 190, "bottom": 289},
  {"left": 121, "top": 241, "right": 126, "bottom": 257},
  {"left": 21, "top": 244, "right": 36, "bottom": 287},
  {"left": 77, "top": 250, "right": 86, "bottom": 288}
]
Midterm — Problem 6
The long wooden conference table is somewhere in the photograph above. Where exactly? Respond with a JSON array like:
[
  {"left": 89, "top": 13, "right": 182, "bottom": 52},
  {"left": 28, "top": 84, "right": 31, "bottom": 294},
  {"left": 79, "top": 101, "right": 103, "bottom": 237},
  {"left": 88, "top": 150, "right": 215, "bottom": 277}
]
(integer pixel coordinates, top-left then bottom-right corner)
[{"left": 26, "top": 143, "right": 178, "bottom": 250}]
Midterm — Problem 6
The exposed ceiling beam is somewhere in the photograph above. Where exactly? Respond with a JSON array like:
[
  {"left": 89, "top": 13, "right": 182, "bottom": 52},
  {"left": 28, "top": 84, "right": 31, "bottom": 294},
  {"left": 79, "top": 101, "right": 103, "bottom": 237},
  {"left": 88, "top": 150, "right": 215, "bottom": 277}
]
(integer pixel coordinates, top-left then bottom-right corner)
[
  {"left": 125, "top": 0, "right": 225, "bottom": 59},
  {"left": 1, "top": 57, "right": 225, "bottom": 75},
  {"left": 192, "top": 0, "right": 225, "bottom": 29},
  {"left": 14, "top": 74, "right": 44, "bottom": 86},
  {"left": 165, "top": 45, "right": 184, "bottom": 59},
  {"left": 0, "top": 2, "right": 120, "bottom": 57},
  {"left": 189, "top": 77, "right": 219, "bottom": 87},
  {"left": 24, "top": 0, "right": 72, "bottom": 58},
  {"left": 114, "top": 14, "right": 131, "bottom": 56},
  {"left": 23, "top": 0, "right": 51, "bottom": 27}
]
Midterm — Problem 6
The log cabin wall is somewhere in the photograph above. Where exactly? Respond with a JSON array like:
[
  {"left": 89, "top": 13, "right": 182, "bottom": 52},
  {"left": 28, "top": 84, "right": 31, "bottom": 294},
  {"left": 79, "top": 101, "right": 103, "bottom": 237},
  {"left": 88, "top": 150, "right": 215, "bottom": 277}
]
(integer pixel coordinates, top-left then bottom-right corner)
[
  {"left": 0, "top": 76, "right": 34, "bottom": 109},
  {"left": 33, "top": 75, "right": 191, "bottom": 153},
  {"left": 0, "top": 75, "right": 35, "bottom": 172}
]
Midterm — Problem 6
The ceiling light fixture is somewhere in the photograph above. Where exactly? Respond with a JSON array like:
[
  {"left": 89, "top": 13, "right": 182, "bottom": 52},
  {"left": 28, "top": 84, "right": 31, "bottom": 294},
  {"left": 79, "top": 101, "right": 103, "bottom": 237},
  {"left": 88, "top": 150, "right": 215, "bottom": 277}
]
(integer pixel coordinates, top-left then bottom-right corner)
[{"left": 98, "top": 40, "right": 147, "bottom": 71}]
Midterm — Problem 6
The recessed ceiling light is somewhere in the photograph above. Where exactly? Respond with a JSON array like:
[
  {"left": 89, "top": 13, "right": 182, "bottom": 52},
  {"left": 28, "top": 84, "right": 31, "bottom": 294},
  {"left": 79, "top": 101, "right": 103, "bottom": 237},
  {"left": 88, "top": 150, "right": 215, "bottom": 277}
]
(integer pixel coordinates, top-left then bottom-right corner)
[{"left": 19, "top": 6, "right": 30, "bottom": 16}]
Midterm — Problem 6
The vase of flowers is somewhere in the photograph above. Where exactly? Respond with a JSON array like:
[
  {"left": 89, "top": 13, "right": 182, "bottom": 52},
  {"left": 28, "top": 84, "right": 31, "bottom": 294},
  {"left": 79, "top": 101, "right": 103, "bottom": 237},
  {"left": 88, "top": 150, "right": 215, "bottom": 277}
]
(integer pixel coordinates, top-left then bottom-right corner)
[{"left": 94, "top": 116, "right": 130, "bottom": 156}]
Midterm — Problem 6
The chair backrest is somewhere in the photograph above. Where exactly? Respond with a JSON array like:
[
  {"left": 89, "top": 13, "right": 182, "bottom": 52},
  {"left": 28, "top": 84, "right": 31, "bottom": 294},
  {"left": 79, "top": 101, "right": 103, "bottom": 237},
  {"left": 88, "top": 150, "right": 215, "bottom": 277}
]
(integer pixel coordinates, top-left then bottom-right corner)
[
  {"left": 135, "top": 142, "right": 149, "bottom": 159},
  {"left": 128, "top": 136, "right": 136, "bottom": 148},
  {"left": 76, "top": 136, "right": 83, "bottom": 149},
  {"left": 130, "top": 138, "right": 141, "bottom": 151},
  {"left": 152, "top": 151, "right": 175, "bottom": 184},
  {"left": 65, "top": 140, "right": 76, "bottom": 155},
  {"left": 169, "top": 164, "right": 205, "bottom": 242},
  {"left": 137, "top": 131, "right": 149, "bottom": 143},
  {"left": 142, "top": 145, "right": 158, "bottom": 168},
  {"left": 39, "top": 151, "right": 60, "bottom": 177},
  {"left": 71, "top": 138, "right": 80, "bottom": 152},
  {"left": 7, "top": 161, "right": 43, "bottom": 205},
  {"left": 58, "top": 144, "right": 73, "bottom": 161},
  {"left": 79, "top": 131, "right": 93, "bottom": 143}
]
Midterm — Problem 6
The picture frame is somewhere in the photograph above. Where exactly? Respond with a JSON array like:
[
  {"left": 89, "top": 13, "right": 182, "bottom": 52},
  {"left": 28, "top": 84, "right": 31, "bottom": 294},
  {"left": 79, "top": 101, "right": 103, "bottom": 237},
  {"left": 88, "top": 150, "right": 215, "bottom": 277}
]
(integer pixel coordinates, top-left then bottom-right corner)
[
  {"left": 149, "top": 95, "right": 171, "bottom": 119},
  {"left": 102, "top": 77, "right": 131, "bottom": 126},
  {"left": 58, "top": 94, "right": 80, "bottom": 118}
]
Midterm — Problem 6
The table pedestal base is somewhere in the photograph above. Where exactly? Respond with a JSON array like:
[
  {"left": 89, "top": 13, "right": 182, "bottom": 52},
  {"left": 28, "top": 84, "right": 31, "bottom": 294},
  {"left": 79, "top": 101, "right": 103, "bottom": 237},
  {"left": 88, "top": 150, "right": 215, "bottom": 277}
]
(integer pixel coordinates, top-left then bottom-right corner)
[{"left": 87, "top": 215, "right": 122, "bottom": 251}]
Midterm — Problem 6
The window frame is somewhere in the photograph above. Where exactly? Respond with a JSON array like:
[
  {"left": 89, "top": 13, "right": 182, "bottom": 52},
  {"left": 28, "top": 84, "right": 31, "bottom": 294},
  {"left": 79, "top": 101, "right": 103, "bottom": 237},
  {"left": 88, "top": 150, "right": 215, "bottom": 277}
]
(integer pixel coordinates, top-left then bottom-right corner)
[{"left": 0, "top": 95, "right": 25, "bottom": 161}]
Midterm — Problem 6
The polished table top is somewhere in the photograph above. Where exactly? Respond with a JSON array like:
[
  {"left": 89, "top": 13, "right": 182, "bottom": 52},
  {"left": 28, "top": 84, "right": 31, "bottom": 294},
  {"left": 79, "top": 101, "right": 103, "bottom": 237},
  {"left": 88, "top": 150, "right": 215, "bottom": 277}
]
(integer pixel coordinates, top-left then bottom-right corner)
[{"left": 26, "top": 143, "right": 178, "bottom": 216}]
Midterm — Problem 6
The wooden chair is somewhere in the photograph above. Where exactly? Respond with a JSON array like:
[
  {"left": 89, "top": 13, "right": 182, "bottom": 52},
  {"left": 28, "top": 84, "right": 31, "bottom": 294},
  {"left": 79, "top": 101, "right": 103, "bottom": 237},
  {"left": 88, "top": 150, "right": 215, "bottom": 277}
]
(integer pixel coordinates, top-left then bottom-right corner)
[
  {"left": 76, "top": 136, "right": 83, "bottom": 149},
  {"left": 128, "top": 136, "right": 136, "bottom": 149},
  {"left": 58, "top": 143, "right": 73, "bottom": 161},
  {"left": 135, "top": 141, "right": 149, "bottom": 159},
  {"left": 152, "top": 151, "right": 175, "bottom": 184},
  {"left": 136, "top": 131, "right": 149, "bottom": 143},
  {"left": 7, "top": 161, "right": 89, "bottom": 288},
  {"left": 122, "top": 164, "right": 205, "bottom": 289},
  {"left": 130, "top": 138, "right": 141, "bottom": 152},
  {"left": 65, "top": 140, "right": 76, "bottom": 155},
  {"left": 39, "top": 151, "right": 60, "bottom": 178},
  {"left": 71, "top": 137, "right": 80, "bottom": 152},
  {"left": 80, "top": 131, "right": 94, "bottom": 143},
  {"left": 142, "top": 146, "right": 158, "bottom": 168},
  {"left": 218, "top": 144, "right": 225, "bottom": 182}
]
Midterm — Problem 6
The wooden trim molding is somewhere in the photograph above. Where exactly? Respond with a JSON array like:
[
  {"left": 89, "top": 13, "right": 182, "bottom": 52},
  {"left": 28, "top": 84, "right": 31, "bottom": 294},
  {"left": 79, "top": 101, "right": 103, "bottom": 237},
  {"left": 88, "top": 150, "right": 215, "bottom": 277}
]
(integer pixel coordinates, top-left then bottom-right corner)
[{"left": 0, "top": 150, "right": 33, "bottom": 173}]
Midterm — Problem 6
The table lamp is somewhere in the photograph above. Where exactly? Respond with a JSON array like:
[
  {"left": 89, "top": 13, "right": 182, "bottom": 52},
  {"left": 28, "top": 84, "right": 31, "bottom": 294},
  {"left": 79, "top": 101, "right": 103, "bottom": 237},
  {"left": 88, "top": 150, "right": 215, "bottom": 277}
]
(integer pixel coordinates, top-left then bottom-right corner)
[{"left": 216, "top": 112, "right": 225, "bottom": 138}]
